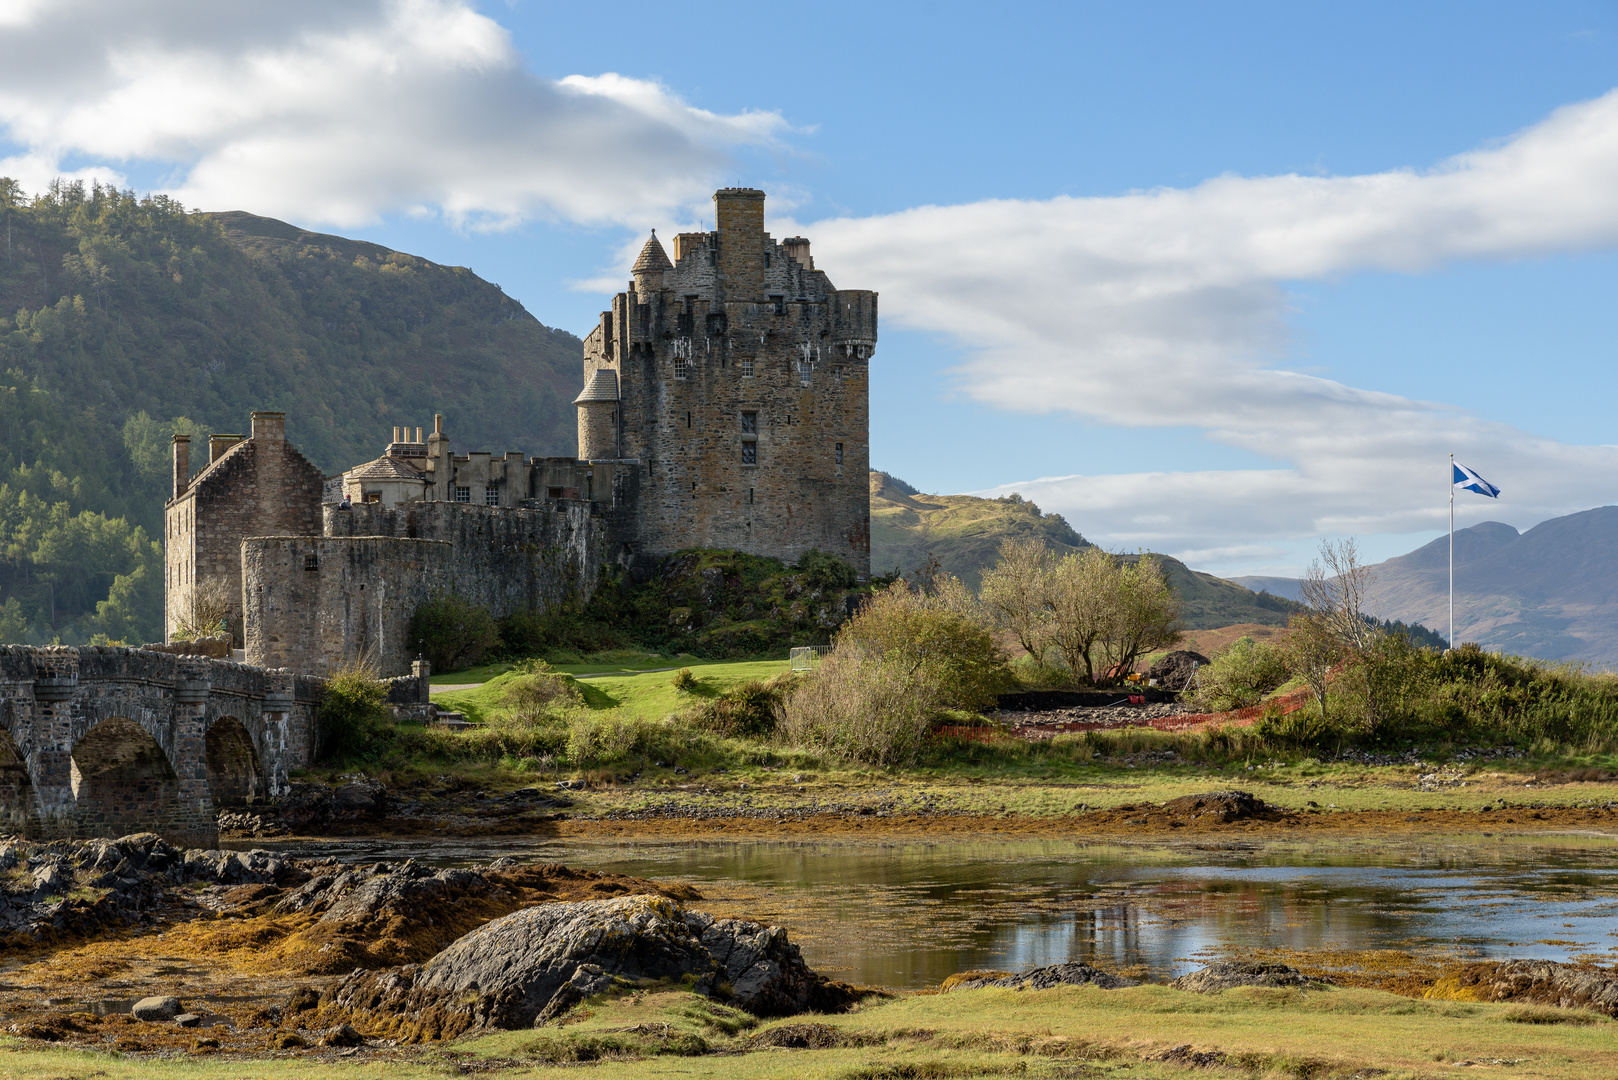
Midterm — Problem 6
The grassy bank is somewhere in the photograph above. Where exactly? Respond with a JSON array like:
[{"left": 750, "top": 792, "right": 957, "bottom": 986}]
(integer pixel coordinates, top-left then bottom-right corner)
[{"left": 7, "top": 981, "right": 1618, "bottom": 1077}]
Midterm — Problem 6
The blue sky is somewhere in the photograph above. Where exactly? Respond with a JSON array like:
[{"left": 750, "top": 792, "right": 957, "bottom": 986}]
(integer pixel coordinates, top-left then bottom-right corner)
[{"left": 4, "top": 0, "right": 1618, "bottom": 575}]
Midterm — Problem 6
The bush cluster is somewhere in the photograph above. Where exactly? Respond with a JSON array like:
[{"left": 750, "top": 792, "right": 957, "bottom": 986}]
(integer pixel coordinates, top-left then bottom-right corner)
[
  {"left": 318, "top": 668, "right": 392, "bottom": 761},
  {"left": 410, "top": 593, "right": 500, "bottom": 673}
]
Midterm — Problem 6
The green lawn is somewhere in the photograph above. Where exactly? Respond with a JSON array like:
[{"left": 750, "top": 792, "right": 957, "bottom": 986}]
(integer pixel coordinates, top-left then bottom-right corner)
[
  {"left": 429, "top": 652, "right": 771, "bottom": 687},
  {"left": 7, "top": 981, "right": 1618, "bottom": 1078},
  {"left": 431, "top": 658, "right": 792, "bottom": 725}
]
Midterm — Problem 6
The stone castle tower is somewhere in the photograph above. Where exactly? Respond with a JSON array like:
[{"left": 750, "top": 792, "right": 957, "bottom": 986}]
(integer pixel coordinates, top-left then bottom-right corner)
[{"left": 576, "top": 188, "right": 876, "bottom": 576}]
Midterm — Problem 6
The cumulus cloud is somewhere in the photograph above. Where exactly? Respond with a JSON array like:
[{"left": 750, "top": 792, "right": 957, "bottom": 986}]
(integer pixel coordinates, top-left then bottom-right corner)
[
  {"left": 0, "top": 0, "right": 785, "bottom": 227},
  {"left": 806, "top": 91, "right": 1618, "bottom": 566}
]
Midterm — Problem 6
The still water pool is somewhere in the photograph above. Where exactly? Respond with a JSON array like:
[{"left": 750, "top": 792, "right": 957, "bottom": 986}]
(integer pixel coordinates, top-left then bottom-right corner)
[{"left": 245, "top": 833, "right": 1618, "bottom": 988}]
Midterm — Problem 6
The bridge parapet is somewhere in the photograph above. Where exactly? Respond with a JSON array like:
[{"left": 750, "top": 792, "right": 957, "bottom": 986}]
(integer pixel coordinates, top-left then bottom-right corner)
[{"left": 0, "top": 645, "right": 324, "bottom": 848}]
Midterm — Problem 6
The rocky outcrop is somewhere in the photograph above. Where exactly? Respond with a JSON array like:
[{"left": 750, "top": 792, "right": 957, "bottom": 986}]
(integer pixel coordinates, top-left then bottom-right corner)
[
  {"left": 945, "top": 961, "right": 1135, "bottom": 992},
  {"left": 1147, "top": 650, "right": 1211, "bottom": 692},
  {"left": 0, "top": 833, "right": 303, "bottom": 945},
  {"left": 270, "top": 780, "right": 388, "bottom": 829},
  {"left": 1436, "top": 960, "right": 1618, "bottom": 1016},
  {"left": 1172, "top": 961, "right": 1319, "bottom": 993},
  {"left": 322, "top": 894, "right": 856, "bottom": 1041}
]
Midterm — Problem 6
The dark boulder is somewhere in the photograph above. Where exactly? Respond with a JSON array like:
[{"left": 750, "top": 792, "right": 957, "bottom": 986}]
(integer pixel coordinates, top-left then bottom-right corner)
[
  {"left": 946, "top": 961, "right": 1135, "bottom": 992},
  {"left": 1147, "top": 650, "right": 1211, "bottom": 693},
  {"left": 1171, "top": 960, "right": 1319, "bottom": 993}
]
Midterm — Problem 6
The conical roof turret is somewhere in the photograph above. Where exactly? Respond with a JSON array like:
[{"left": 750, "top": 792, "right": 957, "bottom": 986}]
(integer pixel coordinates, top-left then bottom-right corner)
[{"left": 632, "top": 230, "right": 673, "bottom": 274}]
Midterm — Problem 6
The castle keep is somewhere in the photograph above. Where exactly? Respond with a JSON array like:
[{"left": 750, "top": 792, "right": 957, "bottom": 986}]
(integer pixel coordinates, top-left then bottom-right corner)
[
  {"left": 578, "top": 188, "right": 875, "bottom": 569},
  {"left": 164, "top": 189, "right": 875, "bottom": 677}
]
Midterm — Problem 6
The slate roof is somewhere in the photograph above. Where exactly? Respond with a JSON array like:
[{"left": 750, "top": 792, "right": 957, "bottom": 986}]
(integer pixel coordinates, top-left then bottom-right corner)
[
  {"left": 573, "top": 368, "right": 620, "bottom": 404},
  {"left": 346, "top": 454, "right": 427, "bottom": 481},
  {"left": 632, "top": 230, "right": 672, "bottom": 273}
]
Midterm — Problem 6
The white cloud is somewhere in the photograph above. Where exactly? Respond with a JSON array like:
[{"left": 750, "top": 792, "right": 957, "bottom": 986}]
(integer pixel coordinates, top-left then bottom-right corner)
[
  {"left": 806, "top": 90, "right": 1618, "bottom": 567},
  {"left": 0, "top": 0, "right": 786, "bottom": 228}
]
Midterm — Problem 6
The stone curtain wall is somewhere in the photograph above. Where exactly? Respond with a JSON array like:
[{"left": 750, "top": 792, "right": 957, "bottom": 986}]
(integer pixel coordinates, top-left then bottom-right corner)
[
  {"left": 0, "top": 646, "right": 322, "bottom": 847},
  {"left": 289, "top": 500, "right": 612, "bottom": 673},
  {"left": 242, "top": 537, "right": 454, "bottom": 679}
]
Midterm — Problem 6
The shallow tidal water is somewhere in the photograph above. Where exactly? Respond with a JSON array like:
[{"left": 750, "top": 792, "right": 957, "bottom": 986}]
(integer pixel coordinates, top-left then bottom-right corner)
[{"left": 241, "top": 833, "right": 1618, "bottom": 988}]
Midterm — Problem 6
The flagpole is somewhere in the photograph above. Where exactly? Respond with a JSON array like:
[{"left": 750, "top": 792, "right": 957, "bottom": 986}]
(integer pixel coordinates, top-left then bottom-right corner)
[{"left": 1449, "top": 453, "right": 1455, "bottom": 651}]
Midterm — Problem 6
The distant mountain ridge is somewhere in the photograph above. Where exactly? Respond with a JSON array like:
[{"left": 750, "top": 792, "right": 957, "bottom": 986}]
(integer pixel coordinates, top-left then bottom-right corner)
[
  {"left": 869, "top": 472, "right": 1300, "bottom": 630},
  {"left": 1236, "top": 507, "right": 1618, "bottom": 665}
]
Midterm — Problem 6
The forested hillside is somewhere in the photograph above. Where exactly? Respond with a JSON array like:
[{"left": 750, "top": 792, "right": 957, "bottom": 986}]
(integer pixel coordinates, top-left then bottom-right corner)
[{"left": 0, "top": 179, "right": 584, "bottom": 645}]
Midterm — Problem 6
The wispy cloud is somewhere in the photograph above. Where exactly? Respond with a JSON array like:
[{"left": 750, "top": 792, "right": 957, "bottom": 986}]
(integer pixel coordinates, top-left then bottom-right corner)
[
  {"left": 806, "top": 91, "right": 1618, "bottom": 564},
  {"left": 0, "top": 0, "right": 786, "bottom": 228}
]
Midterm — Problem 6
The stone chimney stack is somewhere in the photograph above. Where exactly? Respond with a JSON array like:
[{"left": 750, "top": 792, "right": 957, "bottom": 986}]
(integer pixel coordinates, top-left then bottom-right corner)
[
  {"left": 209, "top": 433, "right": 244, "bottom": 464},
  {"left": 251, "top": 411, "right": 285, "bottom": 446},
  {"left": 782, "top": 236, "right": 813, "bottom": 270},
  {"left": 714, "top": 188, "right": 766, "bottom": 300},
  {"left": 172, "top": 434, "right": 190, "bottom": 498}
]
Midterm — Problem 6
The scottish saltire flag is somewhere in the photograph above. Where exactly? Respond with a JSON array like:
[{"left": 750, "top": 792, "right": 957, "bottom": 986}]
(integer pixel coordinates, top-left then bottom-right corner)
[{"left": 1453, "top": 461, "right": 1501, "bottom": 499}]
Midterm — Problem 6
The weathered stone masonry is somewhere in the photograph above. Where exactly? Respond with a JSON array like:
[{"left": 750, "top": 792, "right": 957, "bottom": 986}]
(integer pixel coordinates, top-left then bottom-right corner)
[
  {"left": 242, "top": 500, "right": 608, "bottom": 677},
  {"left": 579, "top": 188, "right": 876, "bottom": 576},
  {"left": 165, "top": 412, "right": 323, "bottom": 646},
  {"left": 0, "top": 646, "right": 323, "bottom": 848},
  {"left": 162, "top": 187, "right": 874, "bottom": 680}
]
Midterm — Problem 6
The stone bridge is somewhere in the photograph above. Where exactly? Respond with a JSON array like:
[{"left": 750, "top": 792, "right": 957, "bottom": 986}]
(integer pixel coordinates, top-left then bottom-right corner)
[{"left": 0, "top": 646, "right": 324, "bottom": 848}]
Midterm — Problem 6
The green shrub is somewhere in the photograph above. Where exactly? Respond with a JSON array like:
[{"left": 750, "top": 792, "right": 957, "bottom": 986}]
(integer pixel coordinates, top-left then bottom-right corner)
[
  {"left": 777, "top": 649, "right": 943, "bottom": 766},
  {"left": 837, "top": 581, "right": 1010, "bottom": 711},
  {"left": 318, "top": 667, "right": 392, "bottom": 761},
  {"left": 681, "top": 674, "right": 795, "bottom": 738},
  {"left": 411, "top": 593, "right": 500, "bottom": 673},
  {"left": 671, "top": 667, "right": 698, "bottom": 692},
  {"left": 564, "top": 711, "right": 722, "bottom": 768},
  {"left": 796, "top": 548, "right": 860, "bottom": 591},
  {"left": 1191, "top": 636, "right": 1290, "bottom": 712},
  {"left": 500, "top": 663, "right": 583, "bottom": 714}
]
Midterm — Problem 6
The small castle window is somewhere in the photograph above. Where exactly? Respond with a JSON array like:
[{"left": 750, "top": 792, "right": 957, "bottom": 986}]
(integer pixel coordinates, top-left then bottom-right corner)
[
  {"left": 740, "top": 411, "right": 757, "bottom": 435},
  {"left": 741, "top": 442, "right": 757, "bottom": 466},
  {"left": 673, "top": 354, "right": 689, "bottom": 380},
  {"left": 304, "top": 554, "right": 319, "bottom": 571},
  {"left": 771, "top": 295, "right": 784, "bottom": 316},
  {"left": 548, "top": 486, "right": 563, "bottom": 499},
  {"left": 738, "top": 357, "right": 754, "bottom": 377},
  {"left": 484, "top": 486, "right": 499, "bottom": 506},
  {"left": 836, "top": 442, "right": 844, "bottom": 465},
  {"left": 798, "top": 360, "right": 813, "bottom": 387},
  {"left": 748, "top": 488, "right": 754, "bottom": 505},
  {"left": 364, "top": 491, "right": 381, "bottom": 504},
  {"left": 455, "top": 486, "right": 470, "bottom": 503}
]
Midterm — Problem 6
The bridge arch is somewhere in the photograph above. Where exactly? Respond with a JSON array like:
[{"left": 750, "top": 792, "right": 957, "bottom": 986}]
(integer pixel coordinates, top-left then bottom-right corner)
[
  {"left": 205, "top": 716, "right": 264, "bottom": 807},
  {"left": 70, "top": 717, "right": 181, "bottom": 838},
  {"left": 0, "top": 726, "right": 34, "bottom": 831}
]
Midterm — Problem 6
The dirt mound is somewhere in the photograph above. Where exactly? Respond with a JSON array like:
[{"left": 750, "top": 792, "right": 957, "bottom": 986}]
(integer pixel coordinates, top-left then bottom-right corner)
[
  {"left": 1430, "top": 959, "right": 1618, "bottom": 1016},
  {"left": 946, "top": 961, "right": 1135, "bottom": 992},
  {"left": 1146, "top": 650, "right": 1211, "bottom": 692},
  {"left": 1172, "top": 960, "right": 1319, "bottom": 993},
  {"left": 1161, "top": 791, "right": 1273, "bottom": 823}
]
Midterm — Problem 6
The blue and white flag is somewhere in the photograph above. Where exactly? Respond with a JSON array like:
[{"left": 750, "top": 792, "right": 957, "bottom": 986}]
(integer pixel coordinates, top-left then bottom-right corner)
[{"left": 1453, "top": 461, "right": 1501, "bottom": 499}]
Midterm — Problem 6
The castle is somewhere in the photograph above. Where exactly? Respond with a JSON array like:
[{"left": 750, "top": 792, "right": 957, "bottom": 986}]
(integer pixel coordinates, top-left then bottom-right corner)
[{"left": 164, "top": 189, "right": 876, "bottom": 677}]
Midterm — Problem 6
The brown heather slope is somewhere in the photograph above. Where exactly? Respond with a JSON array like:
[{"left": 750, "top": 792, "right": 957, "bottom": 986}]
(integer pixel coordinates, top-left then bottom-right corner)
[{"left": 870, "top": 471, "right": 1301, "bottom": 629}]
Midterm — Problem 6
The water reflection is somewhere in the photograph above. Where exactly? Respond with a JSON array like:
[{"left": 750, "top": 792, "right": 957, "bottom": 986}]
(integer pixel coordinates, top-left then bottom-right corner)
[{"left": 239, "top": 834, "right": 1618, "bottom": 988}]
